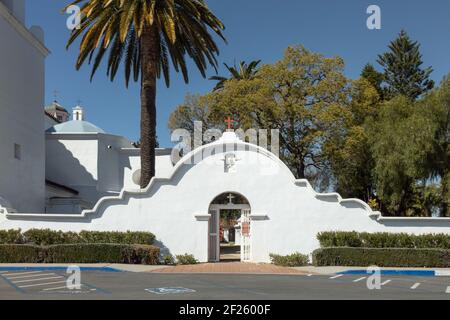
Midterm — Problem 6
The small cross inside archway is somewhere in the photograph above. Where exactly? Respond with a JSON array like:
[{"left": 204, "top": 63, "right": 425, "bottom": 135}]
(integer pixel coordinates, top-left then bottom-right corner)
[{"left": 227, "top": 193, "right": 235, "bottom": 204}]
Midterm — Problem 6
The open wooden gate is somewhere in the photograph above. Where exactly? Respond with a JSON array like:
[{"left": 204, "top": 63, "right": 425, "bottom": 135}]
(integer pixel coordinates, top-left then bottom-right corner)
[
  {"left": 240, "top": 209, "right": 251, "bottom": 262},
  {"left": 208, "top": 209, "right": 220, "bottom": 262}
]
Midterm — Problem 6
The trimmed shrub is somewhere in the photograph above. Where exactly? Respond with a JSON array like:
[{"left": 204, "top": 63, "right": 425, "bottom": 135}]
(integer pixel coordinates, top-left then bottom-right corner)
[
  {"left": 313, "top": 247, "right": 450, "bottom": 267},
  {"left": 317, "top": 231, "right": 450, "bottom": 249},
  {"left": 0, "top": 229, "right": 24, "bottom": 244},
  {"left": 17, "top": 229, "right": 155, "bottom": 246},
  {"left": 23, "top": 229, "right": 80, "bottom": 246},
  {"left": 78, "top": 231, "right": 155, "bottom": 245},
  {"left": 176, "top": 254, "right": 198, "bottom": 265},
  {"left": 269, "top": 253, "right": 309, "bottom": 267},
  {"left": 0, "top": 245, "right": 44, "bottom": 263},
  {"left": 162, "top": 254, "right": 176, "bottom": 265},
  {"left": 0, "top": 244, "right": 160, "bottom": 264},
  {"left": 121, "top": 245, "right": 160, "bottom": 265}
]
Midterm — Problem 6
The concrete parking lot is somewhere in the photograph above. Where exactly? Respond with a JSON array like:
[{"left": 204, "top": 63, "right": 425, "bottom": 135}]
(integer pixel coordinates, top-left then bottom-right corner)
[{"left": 0, "top": 268, "right": 449, "bottom": 300}]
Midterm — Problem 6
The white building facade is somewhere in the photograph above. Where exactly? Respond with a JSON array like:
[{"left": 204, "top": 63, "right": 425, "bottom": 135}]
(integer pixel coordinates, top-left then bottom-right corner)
[
  {"left": 2, "top": 131, "right": 450, "bottom": 263},
  {"left": 0, "top": 0, "right": 49, "bottom": 213}
]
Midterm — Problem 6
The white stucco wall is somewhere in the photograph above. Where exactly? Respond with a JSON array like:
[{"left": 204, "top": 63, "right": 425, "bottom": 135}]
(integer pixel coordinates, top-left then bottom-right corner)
[
  {"left": 0, "top": 0, "right": 25, "bottom": 23},
  {"left": 0, "top": 3, "right": 48, "bottom": 212},
  {"left": 122, "top": 149, "right": 174, "bottom": 189},
  {"left": 3, "top": 133, "right": 450, "bottom": 263},
  {"left": 45, "top": 133, "right": 136, "bottom": 206},
  {"left": 45, "top": 132, "right": 172, "bottom": 208}
]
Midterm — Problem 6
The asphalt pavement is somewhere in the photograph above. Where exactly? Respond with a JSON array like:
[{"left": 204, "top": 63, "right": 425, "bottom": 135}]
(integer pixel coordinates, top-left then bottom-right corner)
[{"left": 0, "top": 269, "right": 449, "bottom": 300}]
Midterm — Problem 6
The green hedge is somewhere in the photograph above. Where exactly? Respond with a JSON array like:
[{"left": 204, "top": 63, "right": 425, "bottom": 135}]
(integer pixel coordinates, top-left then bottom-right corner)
[
  {"left": 313, "top": 247, "right": 450, "bottom": 267},
  {"left": 0, "top": 229, "right": 25, "bottom": 244},
  {"left": 317, "top": 231, "right": 450, "bottom": 249},
  {"left": 0, "top": 244, "right": 160, "bottom": 264},
  {"left": 269, "top": 253, "right": 309, "bottom": 267},
  {"left": 0, "top": 244, "right": 43, "bottom": 263},
  {"left": 0, "top": 229, "right": 155, "bottom": 246}
]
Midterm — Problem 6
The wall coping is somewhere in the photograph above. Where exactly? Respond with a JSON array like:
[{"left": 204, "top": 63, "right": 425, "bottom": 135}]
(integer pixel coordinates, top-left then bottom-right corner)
[{"left": 0, "top": 2, "right": 49, "bottom": 57}]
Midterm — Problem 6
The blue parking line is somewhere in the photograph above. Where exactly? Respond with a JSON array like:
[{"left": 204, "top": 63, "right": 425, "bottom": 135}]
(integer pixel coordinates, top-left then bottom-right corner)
[{"left": 338, "top": 270, "right": 436, "bottom": 277}]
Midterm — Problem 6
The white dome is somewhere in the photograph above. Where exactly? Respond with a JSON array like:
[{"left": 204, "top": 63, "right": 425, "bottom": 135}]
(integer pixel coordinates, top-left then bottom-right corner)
[{"left": 46, "top": 120, "right": 105, "bottom": 134}]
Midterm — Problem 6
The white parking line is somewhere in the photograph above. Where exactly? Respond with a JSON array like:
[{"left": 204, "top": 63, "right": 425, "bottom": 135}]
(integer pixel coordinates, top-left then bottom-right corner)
[
  {"left": 7, "top": 273, "right": 56, "bottom": 280},
  {"left": 4, "top": 271, "right": 42, "bottom": 276},
  {"left": 42, "top": 286, "right": 69, "bottom": 291},
  {"left": 381, "top": 280, "right": 392, "bottom": 286},
  {"left": 42, "top": 284, "right": 91, "bottom": 292},
  {"left": 353, "top": 277, "right": 366, "bottom": 282},
  {"left": 446, "top": 286, "right": 450, "bottom": 294},
  {"left": 411, "top": 283, "right": 421, "bottom": 290},
  {"left": 18, "top": 280, "right": 66, "bottom": 288},
  {"left": 329, "top": 274, "right": 343, "bottom": 279},
  {"left": 13, "top": 276, "right": 64, "bottom": 284}
]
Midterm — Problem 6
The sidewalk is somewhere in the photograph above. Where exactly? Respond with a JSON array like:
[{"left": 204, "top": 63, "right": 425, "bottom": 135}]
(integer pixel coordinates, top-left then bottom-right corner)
[
  {"left": 1, "top": 263, "right": 449, "bottom": 275},
  {"left": 0, "top": 263, "right": 168, "bottom": 273},
  {"left": 151, "top": 262, "right": 311, "bottom": 274}
]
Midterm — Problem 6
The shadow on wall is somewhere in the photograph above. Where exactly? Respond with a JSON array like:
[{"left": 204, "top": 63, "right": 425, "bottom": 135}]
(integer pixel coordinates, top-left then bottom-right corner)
[
  {"left": 46, "top": 140, "right": 98, "bottom": 206},
  {"left": 153, "top": 239, "right": 173, "bottom": 260}
]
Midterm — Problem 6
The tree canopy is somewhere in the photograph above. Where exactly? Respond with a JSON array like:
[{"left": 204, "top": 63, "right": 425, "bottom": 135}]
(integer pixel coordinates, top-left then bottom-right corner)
[{"left": 377, "top": 30, "right": 434, "bottom": 100}]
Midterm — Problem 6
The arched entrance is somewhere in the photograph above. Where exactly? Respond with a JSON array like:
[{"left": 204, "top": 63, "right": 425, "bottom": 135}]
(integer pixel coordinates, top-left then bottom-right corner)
[{"left": 208, "top": 192, "right": 251, "bottom": 262}]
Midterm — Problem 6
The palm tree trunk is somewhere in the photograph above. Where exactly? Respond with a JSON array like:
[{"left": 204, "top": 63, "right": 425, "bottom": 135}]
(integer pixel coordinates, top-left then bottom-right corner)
[
  {"left": 140, "top": 26, "right": 159, "bottom": 188},
  {"left": 442, "top": 171, "right": 450, "bottom": 217}
]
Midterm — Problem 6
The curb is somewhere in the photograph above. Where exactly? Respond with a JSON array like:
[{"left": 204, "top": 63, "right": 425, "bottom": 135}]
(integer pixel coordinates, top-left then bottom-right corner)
[
  {"left": 338, "top": 269, "right": 450, "bottom": 277},
  {"left": 0, "top": 266, "right": 121, "bottom": 272}
]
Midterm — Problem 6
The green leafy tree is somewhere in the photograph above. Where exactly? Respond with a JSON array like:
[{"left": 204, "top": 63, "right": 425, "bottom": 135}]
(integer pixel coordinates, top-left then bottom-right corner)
[
  {"left": 421, "top": 76, "right": 450, "bottom": 216},
  {"left": 368, "top": 96, "right": 435, "bottom": 216},
  {"left": 65, "top": 0, "right": 225, "bottom": 188},
  {"left": 377, "top": 30, "right": 434, "bottom": 100},
  {"left": 324, "top": 78, "right": 381, "bottom": 202},
  {"left": 209, "top": 60, "right": 261, "bottom": 91},
  {"left": 361, "top": 63, "right": 385, "bottom": 99},
  {"left": 208, "top": 46, "right": 351, "bottom": 185},
  {"left": 168, "top": 94, "right": 214, "bottom": 133}
]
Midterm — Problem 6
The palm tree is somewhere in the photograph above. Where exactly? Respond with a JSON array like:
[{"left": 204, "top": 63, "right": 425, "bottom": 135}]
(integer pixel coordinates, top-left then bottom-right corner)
[
  {"left": 210, "top": 60, "right": 261, "bottom": 91},
  {"left": 65, "top": 0, "right": 226, "bottom": 188}
]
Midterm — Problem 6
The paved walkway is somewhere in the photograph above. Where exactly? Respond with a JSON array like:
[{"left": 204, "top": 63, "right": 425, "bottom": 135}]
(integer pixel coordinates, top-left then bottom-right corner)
[
  {"left": 1, "top": 263, "right": 449, "bottom": 275},
  {"left": 151, "top": 262, "right": 311, "bottom": 274}
]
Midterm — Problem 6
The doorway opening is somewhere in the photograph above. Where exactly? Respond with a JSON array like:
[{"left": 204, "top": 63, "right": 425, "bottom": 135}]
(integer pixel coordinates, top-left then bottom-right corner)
[{"left": 208, "top": 192, "right": 251, "bottom": 262}]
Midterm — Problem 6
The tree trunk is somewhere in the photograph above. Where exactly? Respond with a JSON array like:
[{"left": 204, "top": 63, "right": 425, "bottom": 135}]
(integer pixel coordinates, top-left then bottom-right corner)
[
  {"left": 139, "top": 26, "right": 159, "bottom": 188},
  {"left": 442, "top": 171, "right": 450, "bottom": 217},
  {"left": 296, "top": 161, "right": 306, "bottom": 179}
]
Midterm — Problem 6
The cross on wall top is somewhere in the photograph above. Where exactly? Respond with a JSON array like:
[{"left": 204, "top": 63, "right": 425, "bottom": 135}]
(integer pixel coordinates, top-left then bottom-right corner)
[{"left": 224, "top": 114, "right": 239, "bottom": 130}]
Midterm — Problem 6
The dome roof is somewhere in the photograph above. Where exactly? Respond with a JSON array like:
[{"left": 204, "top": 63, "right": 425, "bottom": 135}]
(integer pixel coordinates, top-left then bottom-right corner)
[{"left": 46, "top": 120, "right": 105, "bottom": 134}]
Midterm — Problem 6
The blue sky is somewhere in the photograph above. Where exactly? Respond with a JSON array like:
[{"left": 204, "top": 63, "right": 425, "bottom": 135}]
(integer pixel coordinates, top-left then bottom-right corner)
[{"left": 26, "top": 0, "right": 450, "bottom": 147}]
